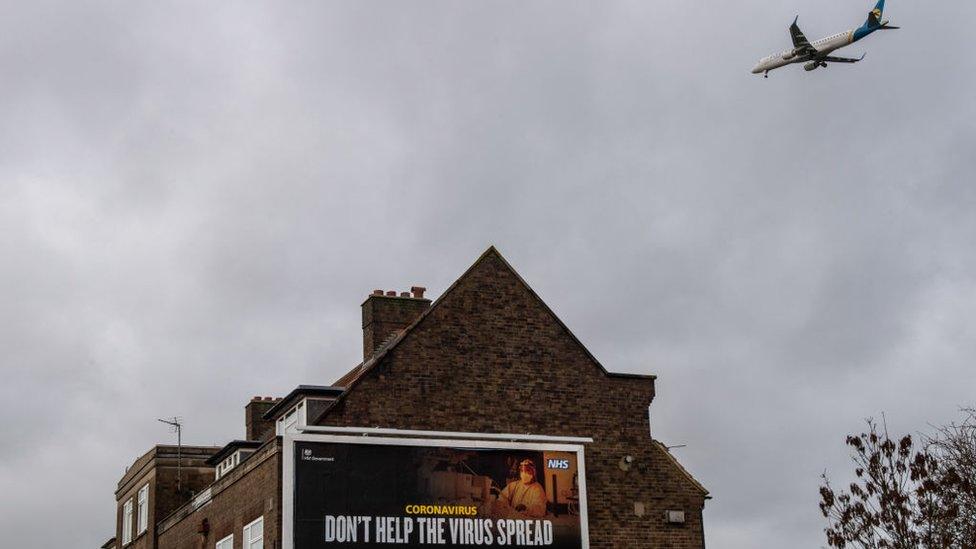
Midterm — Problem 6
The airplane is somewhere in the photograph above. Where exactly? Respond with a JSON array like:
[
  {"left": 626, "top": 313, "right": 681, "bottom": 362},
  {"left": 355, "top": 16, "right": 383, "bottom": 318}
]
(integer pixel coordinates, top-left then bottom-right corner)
[{"left": 752, "top": 0, "right": 898, "bottom": 78}]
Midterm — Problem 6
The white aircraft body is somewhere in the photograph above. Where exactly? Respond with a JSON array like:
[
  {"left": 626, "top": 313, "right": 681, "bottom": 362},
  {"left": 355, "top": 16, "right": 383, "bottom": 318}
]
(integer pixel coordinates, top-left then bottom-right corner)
[{"left": 752, "top": 0, "right": 898, "bottom": 77}]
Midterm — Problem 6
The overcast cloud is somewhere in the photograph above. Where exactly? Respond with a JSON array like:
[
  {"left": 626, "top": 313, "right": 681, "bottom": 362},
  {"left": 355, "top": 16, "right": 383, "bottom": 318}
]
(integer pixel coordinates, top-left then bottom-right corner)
[{"left": 2, "top": 1, "right": 975, "bottom": 547}]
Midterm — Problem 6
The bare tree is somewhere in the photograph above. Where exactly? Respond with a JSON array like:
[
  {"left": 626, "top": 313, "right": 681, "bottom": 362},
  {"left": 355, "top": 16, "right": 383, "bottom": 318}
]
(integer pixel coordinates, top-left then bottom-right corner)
[
  {"left": 819, "top": 414, "right": 975, "bottom": 548},
  {"left": 925, "top": 408, "right": 976, "bottom": 545}
]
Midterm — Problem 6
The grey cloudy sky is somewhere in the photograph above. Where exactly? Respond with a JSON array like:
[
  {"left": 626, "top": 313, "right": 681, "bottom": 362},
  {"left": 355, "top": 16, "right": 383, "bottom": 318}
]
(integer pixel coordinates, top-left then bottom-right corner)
[{"left": 2, "top": 1, "right": 974, "bottom": 547}]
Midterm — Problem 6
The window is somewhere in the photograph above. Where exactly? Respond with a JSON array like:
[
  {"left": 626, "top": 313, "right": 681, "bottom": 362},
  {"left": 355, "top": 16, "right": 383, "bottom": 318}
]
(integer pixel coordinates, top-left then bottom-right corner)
[
  {"left": 243, "top": 516, "right": 264, "bottom": 549},
  {"left": 276, "top": 401, "right": 305, "bottom": 435},
  {"left": 122, "top": 499, "right": 133, "bottom": 545},
  {"left": 137, "top": 484, "right": 149, "bottom": 534},
  {"left": 216, "top": 450, "right": 255, "bottom": 480},
  {"left": 220, "top": 455, "right": 234, "bottom": 479},
  {"left": 216, "top": 534, "right": 233, "bottom": 549}
]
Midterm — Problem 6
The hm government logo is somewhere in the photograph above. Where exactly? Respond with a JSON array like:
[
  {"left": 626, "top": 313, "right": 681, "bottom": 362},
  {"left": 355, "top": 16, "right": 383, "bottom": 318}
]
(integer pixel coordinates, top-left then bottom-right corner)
[{"left": 301, "top": 448, "right": 335, "bottom": 463}]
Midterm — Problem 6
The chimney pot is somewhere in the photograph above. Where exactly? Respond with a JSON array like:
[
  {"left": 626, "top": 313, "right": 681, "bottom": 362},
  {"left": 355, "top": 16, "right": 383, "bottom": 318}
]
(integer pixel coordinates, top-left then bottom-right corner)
[
  {"left": 372, "top": 289, "right": 384, "bottom": 296},
  {"left": 362, "top": 286, "right": 431, "bottom": 360},
  {"left": 245, "top": 397, "right": 279, "bottom": 442},
  {"left": 411, "top": 286, "right": 426, "bottom": 299}
]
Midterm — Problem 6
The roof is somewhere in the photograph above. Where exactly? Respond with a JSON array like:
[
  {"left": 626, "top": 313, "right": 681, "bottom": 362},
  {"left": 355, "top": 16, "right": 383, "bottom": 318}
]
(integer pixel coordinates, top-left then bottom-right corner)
[
  {"left": 652, "top": 440, "right": 710, "bottom": 497},
  {"left": 116, "top": 444, "right": 220, "bottom": 495},
  {"left": 261, "top": 385, "right": 344, "bottom": 420},
  {"left": 325, "top": 246, "right": 657, "bottom": 419},
  {"left": 205, "top": 440, "right": 263, "bottom": 466},
  {"left": 100, "top": 537, "right": 116, "bottom": 549}
]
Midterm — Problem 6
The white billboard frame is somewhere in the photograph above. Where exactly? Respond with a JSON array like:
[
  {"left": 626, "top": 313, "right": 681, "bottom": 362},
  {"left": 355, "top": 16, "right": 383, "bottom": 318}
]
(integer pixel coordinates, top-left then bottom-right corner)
[{"left": 282, "top": 431, "right": 591, "bottom": 549}]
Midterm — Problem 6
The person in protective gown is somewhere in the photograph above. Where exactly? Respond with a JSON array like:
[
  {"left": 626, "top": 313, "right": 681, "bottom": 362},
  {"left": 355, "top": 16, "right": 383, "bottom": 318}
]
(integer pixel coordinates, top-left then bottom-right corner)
[{"left": 493, "top": 459, "right": 547, "bottom": 519}]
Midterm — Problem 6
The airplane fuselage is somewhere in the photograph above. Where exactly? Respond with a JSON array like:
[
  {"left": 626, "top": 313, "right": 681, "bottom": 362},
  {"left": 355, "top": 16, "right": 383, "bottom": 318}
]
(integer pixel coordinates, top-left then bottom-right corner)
[
  {"left": 752, "top": 29, "right": 859, "bottom": 74},
  {"left": 753, "top": 1, "right": 896, "bottom": 76}
]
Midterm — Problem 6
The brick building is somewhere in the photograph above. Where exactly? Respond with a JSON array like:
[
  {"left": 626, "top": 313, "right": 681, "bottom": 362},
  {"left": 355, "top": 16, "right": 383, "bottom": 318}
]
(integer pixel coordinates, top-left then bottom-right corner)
[{"left": 108, "top": 247, "right": 708, "bottom": 548}]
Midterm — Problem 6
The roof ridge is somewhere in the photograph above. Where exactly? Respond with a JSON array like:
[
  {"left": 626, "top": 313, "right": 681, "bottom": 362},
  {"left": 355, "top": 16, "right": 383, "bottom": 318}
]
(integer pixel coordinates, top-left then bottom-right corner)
[
  {"left": 330, "top": 246, "right": 504, "bottom": 388},
  {"left": 480, "top": 247, "right": 655, "bottom": 380},
  {"left": 318, "top": 246, "right": 654, "bottom": 424}
]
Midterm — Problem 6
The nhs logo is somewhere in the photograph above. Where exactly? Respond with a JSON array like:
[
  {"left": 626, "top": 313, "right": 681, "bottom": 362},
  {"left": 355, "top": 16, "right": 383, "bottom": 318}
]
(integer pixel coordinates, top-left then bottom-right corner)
[{"left": 547, "top": 458, "right": 570, "bottom": 470}]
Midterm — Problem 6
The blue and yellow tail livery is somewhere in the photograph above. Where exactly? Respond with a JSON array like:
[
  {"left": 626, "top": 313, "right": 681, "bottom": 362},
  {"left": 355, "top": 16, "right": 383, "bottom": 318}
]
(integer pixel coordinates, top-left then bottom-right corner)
[
  {"left": 867, "top": 0, "right": 885, "bottom": 27},
  {"left": 854, "top": 0, "right": 897, "bottom": 41}
]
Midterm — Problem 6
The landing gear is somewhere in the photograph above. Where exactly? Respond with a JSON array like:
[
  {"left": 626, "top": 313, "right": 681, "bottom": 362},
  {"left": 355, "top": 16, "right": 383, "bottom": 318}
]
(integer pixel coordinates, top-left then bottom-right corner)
[{"left": 764, "top": 71, "right": 769, "bottom": 79}]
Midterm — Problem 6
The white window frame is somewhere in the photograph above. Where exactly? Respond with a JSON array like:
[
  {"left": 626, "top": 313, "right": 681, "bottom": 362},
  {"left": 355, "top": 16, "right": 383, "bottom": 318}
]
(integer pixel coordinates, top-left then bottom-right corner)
[
  {"left": 215, "top": 533, "right": 233, "bottom": 549},
  {"left": 122, "top": 498, "right": 133, "bottom": 545},
  {"left": 276, "top": 401, "right": 306, "bottom": 435},
  {"left": 136, "top": 484, "right": 149, "bottom": 534},
  {"left": 216, "top": 450, "right": 251, "bottom": 480},
  {"left": 243, "top": 516, "right": 264, "bottom": 549}
]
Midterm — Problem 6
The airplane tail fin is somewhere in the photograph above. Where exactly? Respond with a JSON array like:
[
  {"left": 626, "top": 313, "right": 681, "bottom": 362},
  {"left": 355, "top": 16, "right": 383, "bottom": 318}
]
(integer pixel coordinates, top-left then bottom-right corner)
[
  {"left": 853, "top": 0, "right": 896, "bottom": 40},
  {"left": 865, "top": 0, "right": 885, "bottom": 28}
]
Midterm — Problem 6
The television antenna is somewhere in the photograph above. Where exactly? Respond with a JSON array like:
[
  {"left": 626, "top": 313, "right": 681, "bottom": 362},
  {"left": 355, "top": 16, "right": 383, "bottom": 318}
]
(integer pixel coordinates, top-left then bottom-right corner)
[{"left": 157, "top": 417, "right": 183, "bottom": 494}]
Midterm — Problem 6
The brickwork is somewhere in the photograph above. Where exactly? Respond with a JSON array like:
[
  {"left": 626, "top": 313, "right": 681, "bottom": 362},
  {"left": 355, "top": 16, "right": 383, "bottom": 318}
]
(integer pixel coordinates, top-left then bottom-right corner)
[
  {"left": 113, "top": 247, "right": 708, "bottom": 549},
  {"left": 116, "top": 446, "right": 218, "bottom": 549},
  {"left": 245, "top": 398, "right": 280, "bottom": 442},
  {"left": 157, "top": 440, "right": 281, "bottom": 549},
  {"left": 361, "top": 292, "right": 431, "bottom": 360},
  {"left": 319, "top": 249, "right": 708, "bottom": 548}
]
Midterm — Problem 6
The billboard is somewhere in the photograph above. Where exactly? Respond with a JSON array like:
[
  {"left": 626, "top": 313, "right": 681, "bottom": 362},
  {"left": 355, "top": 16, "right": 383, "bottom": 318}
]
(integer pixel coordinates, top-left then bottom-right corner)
[{"left": 286, "top": 436, "right": 588, "bottom": 548}]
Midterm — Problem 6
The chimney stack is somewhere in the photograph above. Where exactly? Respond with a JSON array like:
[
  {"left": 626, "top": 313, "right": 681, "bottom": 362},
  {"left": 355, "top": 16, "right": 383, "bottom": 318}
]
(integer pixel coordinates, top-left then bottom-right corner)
[
  {"left": 245, "top": 396, "right": 280, "bottom": 441},
  {"left": 362, "top": 287, "right": 430, "bottom": 361}
]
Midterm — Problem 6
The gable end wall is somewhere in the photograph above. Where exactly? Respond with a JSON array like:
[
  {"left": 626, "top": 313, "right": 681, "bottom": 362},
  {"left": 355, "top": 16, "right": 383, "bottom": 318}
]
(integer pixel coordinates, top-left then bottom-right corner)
[{"left": 319, "top": 251, "right": 706, "bottom": 548}]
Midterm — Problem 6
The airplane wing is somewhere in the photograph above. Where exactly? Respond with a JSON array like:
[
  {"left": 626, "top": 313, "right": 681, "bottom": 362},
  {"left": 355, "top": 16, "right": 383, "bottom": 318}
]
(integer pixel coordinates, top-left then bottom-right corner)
[
  {"left": 790, "top": 17, "right": 817, "bottom": 54},
  {"left": 822, "top": 54, "right": 866, "bottom": 63}
]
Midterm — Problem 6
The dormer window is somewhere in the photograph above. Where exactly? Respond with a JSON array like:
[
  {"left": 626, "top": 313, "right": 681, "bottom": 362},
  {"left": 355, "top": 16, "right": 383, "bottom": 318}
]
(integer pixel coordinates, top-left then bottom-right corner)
[
  {"left": 214, "top": 449, "right": 256, "bottom": 480},
  {"left": 263, "top": 386, "right": 343, "bottom": 435},
  {"left": 216, "top": 453, "right": 237, "bottom": 480},
  {"left": 276, "top": 401, "right": 305, "bottom": 435}
]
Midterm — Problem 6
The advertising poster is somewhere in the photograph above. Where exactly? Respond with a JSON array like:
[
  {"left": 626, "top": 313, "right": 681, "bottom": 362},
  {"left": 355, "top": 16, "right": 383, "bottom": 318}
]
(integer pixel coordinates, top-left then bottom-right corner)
[{"left": 293, "top": 440, "right": 585, "bottom": 548}]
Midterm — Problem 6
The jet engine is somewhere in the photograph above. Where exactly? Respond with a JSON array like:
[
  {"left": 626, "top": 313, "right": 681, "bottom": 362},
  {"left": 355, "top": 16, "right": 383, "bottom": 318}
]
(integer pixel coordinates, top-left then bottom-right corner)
[{"left": 803, "top": 62, "right": 819, "bottom": 71}]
